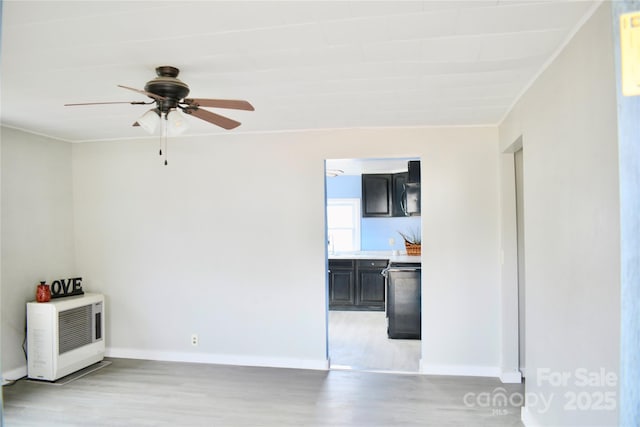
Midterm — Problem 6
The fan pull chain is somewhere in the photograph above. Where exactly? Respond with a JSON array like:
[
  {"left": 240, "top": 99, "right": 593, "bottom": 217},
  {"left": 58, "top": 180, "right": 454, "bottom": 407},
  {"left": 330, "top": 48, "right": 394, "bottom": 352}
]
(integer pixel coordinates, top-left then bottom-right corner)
[
  {"left": 163, "top": 114, "right": 168, "bottom": 166},
  {"left": 164, "top": 133, "right": 168, "bottom": 166},
  {"left": 159, "top": 114, "right": 166, "bottom": 159}
]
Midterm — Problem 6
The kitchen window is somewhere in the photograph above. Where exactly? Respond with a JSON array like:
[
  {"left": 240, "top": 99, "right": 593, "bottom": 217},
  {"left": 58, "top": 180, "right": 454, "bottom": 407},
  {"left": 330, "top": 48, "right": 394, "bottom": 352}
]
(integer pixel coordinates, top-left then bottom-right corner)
[{"left": 327, "top": 198, "right": 360, "bottom": 253}]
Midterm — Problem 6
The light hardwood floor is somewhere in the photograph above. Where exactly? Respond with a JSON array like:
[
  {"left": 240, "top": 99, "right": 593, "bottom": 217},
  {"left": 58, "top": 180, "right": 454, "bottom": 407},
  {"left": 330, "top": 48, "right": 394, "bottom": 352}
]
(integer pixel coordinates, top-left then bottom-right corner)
[
  {"left": 3, "top": 358, "right": 524, "bottom": 426},
  {"left": 328, "top": 311, "right": 421, "bottom": 372}
]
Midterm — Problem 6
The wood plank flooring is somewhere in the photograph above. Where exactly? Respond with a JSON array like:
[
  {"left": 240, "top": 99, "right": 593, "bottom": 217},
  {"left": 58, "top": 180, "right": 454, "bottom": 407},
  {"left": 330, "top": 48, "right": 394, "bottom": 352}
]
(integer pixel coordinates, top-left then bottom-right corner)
[
  {"left": 3, "top": 358, "right": 524, "bottom": 426},
  {"left": 328, "top": 311, "right": 421, "bottom": 372}
]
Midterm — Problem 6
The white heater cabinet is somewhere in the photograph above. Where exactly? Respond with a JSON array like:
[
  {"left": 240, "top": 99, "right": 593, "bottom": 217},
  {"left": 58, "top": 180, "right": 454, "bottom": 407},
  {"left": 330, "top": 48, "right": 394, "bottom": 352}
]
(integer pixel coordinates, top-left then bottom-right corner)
[{"left": 27, "top": 293, "right": 105, "bottom": 381}]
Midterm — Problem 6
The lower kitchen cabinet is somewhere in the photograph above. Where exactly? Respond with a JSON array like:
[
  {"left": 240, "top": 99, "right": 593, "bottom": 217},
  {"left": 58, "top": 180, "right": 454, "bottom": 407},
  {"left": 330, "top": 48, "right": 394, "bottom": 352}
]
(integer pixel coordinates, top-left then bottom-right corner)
[
  {"left": 356, "top": 260, "right": 387, "bottom": 308},
  {"left": 329, "top": 259, "right": 387, "bottom": 311},
  {"left": 328, "top": 260, "right": 355, "bottom": 308}
]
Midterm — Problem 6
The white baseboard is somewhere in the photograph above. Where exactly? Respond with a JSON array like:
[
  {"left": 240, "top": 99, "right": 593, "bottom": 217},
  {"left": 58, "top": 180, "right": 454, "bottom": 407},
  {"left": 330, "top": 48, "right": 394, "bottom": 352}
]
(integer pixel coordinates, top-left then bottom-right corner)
[
  {"left": 2, "top": 365, "right": 27, "bottom": 385},
  {"left": 521, "top": 406, "right": 541, "bottom": 426},
  {"left": 500, "top": 370, "right": 523, "bottom": 383},
  {"left": 105, "top": 347, "right": 330, "bottom": 371},
  {"left": 419, "top": 360, "right": 500, "bottom": 378}
]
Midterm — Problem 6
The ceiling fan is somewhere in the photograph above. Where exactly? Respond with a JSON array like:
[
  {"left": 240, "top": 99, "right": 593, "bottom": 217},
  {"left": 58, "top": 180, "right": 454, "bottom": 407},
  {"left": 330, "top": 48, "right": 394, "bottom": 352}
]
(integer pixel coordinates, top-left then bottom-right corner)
[{"left": 65, "top": 66, "right": 254, "bottom": 131}]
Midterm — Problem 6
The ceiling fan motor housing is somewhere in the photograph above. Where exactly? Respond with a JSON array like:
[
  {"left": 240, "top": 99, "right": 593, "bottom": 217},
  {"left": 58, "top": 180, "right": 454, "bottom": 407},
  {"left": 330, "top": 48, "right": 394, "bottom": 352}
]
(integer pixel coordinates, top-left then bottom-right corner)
[{"left": 144, "top": 66, "right": 190, "bottom": 111}]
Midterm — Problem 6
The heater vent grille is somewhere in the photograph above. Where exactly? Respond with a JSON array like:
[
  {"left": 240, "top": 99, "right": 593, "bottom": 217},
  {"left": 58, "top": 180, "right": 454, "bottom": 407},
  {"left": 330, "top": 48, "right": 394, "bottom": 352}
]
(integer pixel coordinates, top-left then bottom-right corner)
[{"left": 58, "top": 305, "right": 92, "bottom": 354}]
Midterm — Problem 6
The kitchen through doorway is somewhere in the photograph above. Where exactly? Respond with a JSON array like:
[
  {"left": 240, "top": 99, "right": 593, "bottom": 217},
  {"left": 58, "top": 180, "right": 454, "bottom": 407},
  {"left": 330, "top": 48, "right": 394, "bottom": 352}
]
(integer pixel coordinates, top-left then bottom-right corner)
[{"left": 325, "top": 157, "right": 422, "bottom": 373}]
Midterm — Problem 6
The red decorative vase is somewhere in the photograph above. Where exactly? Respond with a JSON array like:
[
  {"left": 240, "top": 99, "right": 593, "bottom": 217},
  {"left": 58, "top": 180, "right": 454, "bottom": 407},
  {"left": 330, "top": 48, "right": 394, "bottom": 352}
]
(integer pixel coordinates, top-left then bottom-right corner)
[{"left": 36, "top": 281, "right": 51, "bottom": 303}]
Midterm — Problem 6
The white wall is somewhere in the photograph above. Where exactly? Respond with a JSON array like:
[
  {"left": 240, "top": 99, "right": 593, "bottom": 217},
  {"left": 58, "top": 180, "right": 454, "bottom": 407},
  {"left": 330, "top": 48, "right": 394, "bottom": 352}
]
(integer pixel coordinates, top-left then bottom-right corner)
[
  {"left": 71, "top": 126, "right": 502, "bottom": 373},
  {"left": 499, "top": 4, "right": 620, "bottom": 426},
  {"left": 1, "top": 127, "right": 77, "bottom": 378},
  {"left": 418, "top": 131, "right": 501, "bottom": 375}
]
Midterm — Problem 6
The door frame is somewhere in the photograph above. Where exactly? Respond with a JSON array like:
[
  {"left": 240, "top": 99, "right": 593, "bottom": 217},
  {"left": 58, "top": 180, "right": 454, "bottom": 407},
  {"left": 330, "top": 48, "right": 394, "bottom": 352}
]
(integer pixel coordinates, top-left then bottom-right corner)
[{"left": 499, "top": 136, "right": 525, "bottom": 383}]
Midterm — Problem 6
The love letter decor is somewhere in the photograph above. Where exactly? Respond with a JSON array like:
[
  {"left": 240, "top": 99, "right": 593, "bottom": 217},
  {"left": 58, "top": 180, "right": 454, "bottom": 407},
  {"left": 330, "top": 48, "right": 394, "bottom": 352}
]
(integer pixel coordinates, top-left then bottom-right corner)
[{"left": 50, "top": 277, "right": 84, "bottom": 299}]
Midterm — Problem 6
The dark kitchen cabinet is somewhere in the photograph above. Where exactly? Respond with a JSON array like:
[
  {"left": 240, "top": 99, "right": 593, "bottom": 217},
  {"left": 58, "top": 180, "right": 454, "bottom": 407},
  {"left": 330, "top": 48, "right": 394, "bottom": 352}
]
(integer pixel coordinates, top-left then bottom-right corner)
[
  {"left": 328, "top": 260, "right": 355, "bottom": 308},
  {"left": 363, "top": 171, "right": 420, "bottom": 218},
  {"left": 362, "top": 174, "right": 392, "bottom": 217},
  {"left": 329, "top": 259, "right": 387, "bottom": 311},
  {"left": 356, "top": 259, "right": 387, "bottom": 309}
]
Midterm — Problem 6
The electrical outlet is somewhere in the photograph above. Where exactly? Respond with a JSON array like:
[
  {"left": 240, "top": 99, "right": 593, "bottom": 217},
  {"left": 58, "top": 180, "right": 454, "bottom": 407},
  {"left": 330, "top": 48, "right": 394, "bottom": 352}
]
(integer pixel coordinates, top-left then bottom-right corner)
[{"left": 191, "top": 334, "right": 198, "bottom": 346}]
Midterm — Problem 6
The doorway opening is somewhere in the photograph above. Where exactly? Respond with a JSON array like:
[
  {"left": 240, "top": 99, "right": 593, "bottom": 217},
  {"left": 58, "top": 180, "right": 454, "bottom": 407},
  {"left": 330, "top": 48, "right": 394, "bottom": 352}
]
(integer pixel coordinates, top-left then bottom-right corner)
[
  {"left": 324, "top": 157, "right": 422, "bottom": 374},
  {"left": 514, "top": 148, "right": 526, "bottom": 377}
]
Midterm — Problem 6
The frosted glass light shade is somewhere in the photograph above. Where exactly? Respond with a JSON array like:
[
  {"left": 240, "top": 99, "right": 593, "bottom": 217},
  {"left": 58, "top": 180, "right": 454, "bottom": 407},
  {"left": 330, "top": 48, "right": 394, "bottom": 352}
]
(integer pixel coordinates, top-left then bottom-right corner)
[
  {"left": 166, "top": 109, "right": 189, "bottom": 136},
  {"left": 138, "top": 109, "right": 160, "bottom": 134}
]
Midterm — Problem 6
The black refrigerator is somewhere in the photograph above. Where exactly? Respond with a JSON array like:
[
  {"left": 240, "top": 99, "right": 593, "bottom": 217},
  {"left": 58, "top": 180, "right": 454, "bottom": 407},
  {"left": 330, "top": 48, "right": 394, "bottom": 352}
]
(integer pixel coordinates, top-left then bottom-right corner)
[{"left": 384, "top": 262, "right": 421, "bottom": 339}]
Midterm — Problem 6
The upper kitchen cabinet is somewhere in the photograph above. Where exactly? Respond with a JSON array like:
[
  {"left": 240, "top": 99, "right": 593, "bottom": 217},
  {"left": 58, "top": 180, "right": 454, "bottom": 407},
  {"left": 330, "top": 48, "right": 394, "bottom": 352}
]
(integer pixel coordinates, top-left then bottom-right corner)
[
  {"left": 362, "top": 162, "right": 421, "bottom": 218},
  {"left": 362, "top": 174, "right": 393, "bottom": 217}
]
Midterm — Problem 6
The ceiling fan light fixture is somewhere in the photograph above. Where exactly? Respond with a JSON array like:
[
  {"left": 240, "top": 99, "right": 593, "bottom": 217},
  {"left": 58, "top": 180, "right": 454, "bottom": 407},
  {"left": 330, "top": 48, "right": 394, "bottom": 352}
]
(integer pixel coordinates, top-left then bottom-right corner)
[
  {"left": 326, "top": 169, "right": 344, "bottom": 177},
  {"left": 166, "top": 109, "right": 189, "bottom": 136},
  {"left": 65, "top": 66, "right": 254, "bottom": 147},
  {"left": 137, "top": 109, "right": 160, "bottom": 134}
]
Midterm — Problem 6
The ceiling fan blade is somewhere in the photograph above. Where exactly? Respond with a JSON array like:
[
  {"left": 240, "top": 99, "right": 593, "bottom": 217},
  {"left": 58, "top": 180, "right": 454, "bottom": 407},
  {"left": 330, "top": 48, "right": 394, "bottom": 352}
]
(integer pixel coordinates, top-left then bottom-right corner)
[
  {"left": 184, "top": 108, "right": 241, "bottom": 130},
  {"left": 184, "top": 98, "right": 254, "bottom": 111},
  {"left": 64, "top": 101, "right": 148, "bottom": 106},
  {"left": 117, "top": 85, "right": 167, "bottom": 101}
]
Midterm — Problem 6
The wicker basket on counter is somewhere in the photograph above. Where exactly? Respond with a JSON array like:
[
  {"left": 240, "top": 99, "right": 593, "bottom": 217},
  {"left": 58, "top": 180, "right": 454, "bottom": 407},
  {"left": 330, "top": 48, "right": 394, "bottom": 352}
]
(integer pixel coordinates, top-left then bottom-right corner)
[{"left": 404, "top": 241, "right": 421, "bottom": 256}]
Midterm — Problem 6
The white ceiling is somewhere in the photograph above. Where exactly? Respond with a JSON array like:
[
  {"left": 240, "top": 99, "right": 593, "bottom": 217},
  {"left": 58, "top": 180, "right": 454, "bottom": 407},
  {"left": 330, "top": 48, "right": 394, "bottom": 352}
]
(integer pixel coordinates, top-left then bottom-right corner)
[{"left": 1, "top": 1, "right": 597, "bottom": 142}]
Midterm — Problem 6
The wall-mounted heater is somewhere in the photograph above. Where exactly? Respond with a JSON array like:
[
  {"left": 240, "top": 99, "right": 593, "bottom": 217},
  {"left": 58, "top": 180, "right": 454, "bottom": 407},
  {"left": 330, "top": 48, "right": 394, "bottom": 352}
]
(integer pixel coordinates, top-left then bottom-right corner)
[{"left": 27, "top": 293, "right": 105, "bottom": 381}]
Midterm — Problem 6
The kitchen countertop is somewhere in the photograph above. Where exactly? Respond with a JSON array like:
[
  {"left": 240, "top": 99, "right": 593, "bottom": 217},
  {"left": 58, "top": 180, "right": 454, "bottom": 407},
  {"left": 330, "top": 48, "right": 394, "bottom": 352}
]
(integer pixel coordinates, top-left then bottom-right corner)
[{"left": 329, "top": 251, "right": 421, "bottom": 263}]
